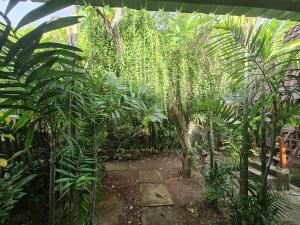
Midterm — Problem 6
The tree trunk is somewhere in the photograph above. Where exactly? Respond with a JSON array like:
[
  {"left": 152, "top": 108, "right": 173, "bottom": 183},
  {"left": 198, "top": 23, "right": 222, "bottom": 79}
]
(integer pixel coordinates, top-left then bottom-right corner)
[
  {"left": 260, "top": 90, "right": 267, "bottom": 197},
  {"left": 87, "top": 123, "right": 97, "bottom": 225},
  {"left": 173, "top": 102, "right": 192, "bottom": 178},
  {"left": 180, "top": 128, "right": 192, "bottom": 178},
  {"left": 209, "top": 111, "right": 214, "bottom": 171},
  {"left": 239, "top": 96, "right": 250, "bottom": 225},
  {"left": 263, "top": 98, "right": 278, "bottom": 185},
  {"left": 239, "top": 21, "right": 251, "bottom": 224},
  {"left": 49, "top": 134, "right": 56, "bottom": 225}
]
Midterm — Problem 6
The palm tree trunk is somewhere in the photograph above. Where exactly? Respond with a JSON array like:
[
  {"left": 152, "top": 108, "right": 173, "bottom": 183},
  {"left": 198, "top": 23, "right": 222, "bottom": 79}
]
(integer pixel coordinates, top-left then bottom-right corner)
[
  {"left": 49, "top": 133, "right": 56, "bottom": 225},
  {"left": 263, "top": 98, "right": 278, "bottom": 185},
  {"left": 87, "top": 127, "right": 97, "bottom": 225},
  {"left": 260, "top": 90, "right": 267, "bottom": 197},
  {"left": 181, "top": 129, "right": 192, "bottom": 178},
  {"left": 173, "top": 100, "right": 192, "bottom": 178},
  {"left": 87, "top": 81, "right": 98, "bottom": 225},
  {"left": 209, "top": 111, "right": 214, "bottom": 171},
  {"left": 240, "top": 96, "right": 250, "bottom": 225}
]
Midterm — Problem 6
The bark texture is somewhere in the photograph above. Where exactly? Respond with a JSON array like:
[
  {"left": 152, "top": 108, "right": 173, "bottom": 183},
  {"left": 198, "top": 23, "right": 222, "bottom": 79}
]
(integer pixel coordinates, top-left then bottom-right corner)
[{"left": 173, "top": 98, "right": 192, "bottom": 178}]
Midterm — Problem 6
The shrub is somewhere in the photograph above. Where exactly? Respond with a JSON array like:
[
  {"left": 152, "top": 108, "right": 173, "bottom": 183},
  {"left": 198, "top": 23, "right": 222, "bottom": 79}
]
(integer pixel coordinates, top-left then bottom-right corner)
[{"left": 0, "top": 161, "right": 36, "bottom": 224}]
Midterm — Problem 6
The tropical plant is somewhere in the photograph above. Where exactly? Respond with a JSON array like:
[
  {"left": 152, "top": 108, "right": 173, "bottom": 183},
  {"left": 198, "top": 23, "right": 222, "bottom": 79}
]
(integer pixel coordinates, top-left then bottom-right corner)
[
  {"left": 203, "top": 160, "right": 237, "bottom": 208},
  {"left": 56, "top": 136, "right": 97, "bottom": 225},
  {"left": 203, "top": 160, "right": 294, "bottom": 225},
  {"left": 209, "top": 16, "right": 300, "bottom": 223},
  {"left": 0, "top": 1, "right": 86, "bottom": 224},
  {"left": 80, "top": 9, "right": 234, "bottom": 177},
  {"left": 0, "top": 160, "right": 36, "bottom": 224}
]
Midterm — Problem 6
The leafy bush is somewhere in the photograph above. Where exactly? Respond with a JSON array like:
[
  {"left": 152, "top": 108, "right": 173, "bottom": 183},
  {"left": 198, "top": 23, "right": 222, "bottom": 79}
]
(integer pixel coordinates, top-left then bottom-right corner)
[
  {"left": 0, "top": 161, "right": 36, "bottom": 224},
  {"left": 229, "top": 183, "right": 294, "bottom": 225},
  {"left": 203, "top": 161, "right": 236, "bottom": 208},
  {"left": 56, "top": 144, "right": 98, "bottom": 224},
  {"left": 97, "top": 75, "right": 170, "bottom": 150},
  {"left": 203, "top": 161, "right": 294, "bottom": 225}
]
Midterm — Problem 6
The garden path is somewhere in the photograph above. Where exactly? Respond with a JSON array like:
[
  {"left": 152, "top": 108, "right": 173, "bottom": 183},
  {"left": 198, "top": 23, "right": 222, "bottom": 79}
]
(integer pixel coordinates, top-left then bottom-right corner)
[{"left": 94, "top": 157, "right": 227, "bottom": 225}]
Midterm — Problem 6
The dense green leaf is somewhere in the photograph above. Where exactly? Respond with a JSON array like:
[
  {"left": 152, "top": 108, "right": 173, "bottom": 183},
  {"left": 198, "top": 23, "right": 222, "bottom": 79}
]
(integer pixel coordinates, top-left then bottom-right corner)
[
  {"left": 38, "top": 42, "right": 82, "bottom": 52},
  {"left": 37, "top": 89, "right": 63, "bottom": 104}
]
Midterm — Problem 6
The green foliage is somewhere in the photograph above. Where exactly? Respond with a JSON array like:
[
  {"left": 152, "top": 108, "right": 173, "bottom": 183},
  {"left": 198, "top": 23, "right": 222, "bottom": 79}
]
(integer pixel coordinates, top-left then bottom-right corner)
[
  {"left": 56, "top": 136, "right": 99, "bottom": 225},
  {"left": 210, "top": 16, "right": 300, "bottom": 104},
  {"left": 1, "top": 2, "right": 300, "bottom": 224},
  {"left": 80, "top": 9, "right": 229, "bottom": 113},
  {"left": 208, "top": 15, "right": 300, "bottom": 224},
  {"left": 248, "top": 185, "right": 293, "bottom": 225},
  {"left": 203, "top": 161, "right": 294, "bottom": 225},
  {"left": 229, "top": 183, "right": 294, "bottom": 225},
  {"left": 203, "top": 161, "right": 237, "bottom": 208},
  {"left": 0, "top": 161, "right": 36, "bottom": 224},
  {"left": 0, "top": 9, "right": 83, "bottom": 154},
  {"left": 0, "top": 2, "right": 87, "bottom": 224},
  {"left": 93, "top": 75, "right": 168, "bottom": 150},
  {"left": 150, "top": 120, "right": 180, "bottom": 152}
]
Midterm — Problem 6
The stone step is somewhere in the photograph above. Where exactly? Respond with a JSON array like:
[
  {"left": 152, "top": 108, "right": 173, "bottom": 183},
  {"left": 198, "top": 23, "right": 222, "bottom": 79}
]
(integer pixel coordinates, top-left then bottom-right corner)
[
  {"left": 141, "top": 207, "right": 185, "bottom": 225},
  {"left": 248, "top": 167, "right": 276, "bottom": 181},
  {"left": 266, "top": 154, "right": 280, "bottom": 165},
  {"left": 249, "top": 159, "right": 263, "bottom": 170},
  {"left": 94, "top": 195, "right": 123, "bottom": 225},
  {"left": 249, "top": 159, "right": 286, "bottom": 177},
  {"left": 140, "top": 183, "right": 174, "bottom": 207},
  {"left": 290, "top": 184, "right": 300, "bottom": 192},
  {"left": 248, "top": 166, "right": 289, "bottom": 190},
  {"left": 248, "top": 167, "right": 279, "bottom": 190}
]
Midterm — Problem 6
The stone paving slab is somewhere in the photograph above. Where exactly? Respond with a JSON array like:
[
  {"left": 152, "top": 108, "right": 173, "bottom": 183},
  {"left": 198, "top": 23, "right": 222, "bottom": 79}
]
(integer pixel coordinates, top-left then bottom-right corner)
[
  {"left": 283, "top": 191, "right": 300, "bottom": 225},
  {"left": 141, "top": 207, "right": 185, "bottom": 225},
  {"left": 139, "top": 170, "right": 163, "bottom": 183},
  {"left": 94, "top": 195, "right": 123, "bottom": 225},
  {"left": 128, "top": 160, "right": 153, "bottom": 170},
  {"left": 140, "top": 183, "right": 174, "bottom": 206},
  {"left": 106, "top": 161, "right": 128, "bottom": 171}
]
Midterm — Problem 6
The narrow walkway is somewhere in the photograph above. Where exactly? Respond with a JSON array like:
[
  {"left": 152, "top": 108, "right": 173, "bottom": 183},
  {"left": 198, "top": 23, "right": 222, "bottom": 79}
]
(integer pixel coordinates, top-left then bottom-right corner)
[
  {"left": 94, "top": 157, "right": 230, "bottom": 225},
  {"left": 139, "top": 169, "right": 186, "bottom": 225},
  {"left": 103, "top": 160, "right": 187, "bottom": 225}
]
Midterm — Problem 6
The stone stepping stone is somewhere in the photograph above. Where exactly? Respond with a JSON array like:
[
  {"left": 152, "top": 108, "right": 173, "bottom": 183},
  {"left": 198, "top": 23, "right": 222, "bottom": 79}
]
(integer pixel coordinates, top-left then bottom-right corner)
[
  {"left": 128, "top": 160, "right": 152, "bottom": 170},
  {"left": 139, "top": 170, "right": 163, "bottom": 183},
  {"left": 94, "top": 195, "right": 123, "bottom": 225},
  {"left": 141, "top": 207, "right": 185, "bottom": 225},
  {"left": 106, "top": 161, "right": 128, "bottom": 171},
  {"left": 140, "top": 183, "right": 174, "bottom": 206}
]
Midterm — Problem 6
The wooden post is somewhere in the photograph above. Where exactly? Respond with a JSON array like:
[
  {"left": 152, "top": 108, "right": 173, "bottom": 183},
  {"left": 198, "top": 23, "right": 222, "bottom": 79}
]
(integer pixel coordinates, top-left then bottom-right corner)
[{"left": 279, "top": 136, "right": 287, "bottom": 168}]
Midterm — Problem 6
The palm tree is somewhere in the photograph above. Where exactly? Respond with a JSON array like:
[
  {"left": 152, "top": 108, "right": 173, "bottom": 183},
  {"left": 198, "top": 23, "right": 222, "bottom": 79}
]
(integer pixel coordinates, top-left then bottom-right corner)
[
  {"left": 1, "top": 2, "right": 84, "bottom": 224},
  {"left": 210, "top": 16, "right": 300, "bottom": 223}
]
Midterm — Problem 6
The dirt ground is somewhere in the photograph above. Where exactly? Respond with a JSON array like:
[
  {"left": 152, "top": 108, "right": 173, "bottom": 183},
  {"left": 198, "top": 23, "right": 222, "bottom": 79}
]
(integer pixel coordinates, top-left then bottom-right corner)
[{"left": 97, "top": 156, "right": 229, "bottom": 225}]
